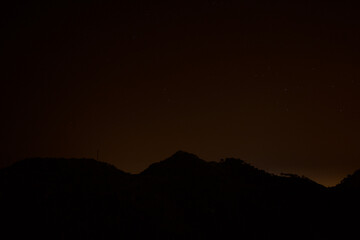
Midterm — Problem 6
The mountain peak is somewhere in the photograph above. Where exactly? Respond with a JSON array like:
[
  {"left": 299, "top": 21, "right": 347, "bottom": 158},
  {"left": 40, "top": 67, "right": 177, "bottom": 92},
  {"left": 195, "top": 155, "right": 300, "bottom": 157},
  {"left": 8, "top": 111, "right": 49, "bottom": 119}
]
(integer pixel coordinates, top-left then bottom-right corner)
[
  {"left": 168, "top": 150, "right": 203, "bottom": 162},
  {"left": 140, "top": 151, "right": 207, "bottom": 176}
]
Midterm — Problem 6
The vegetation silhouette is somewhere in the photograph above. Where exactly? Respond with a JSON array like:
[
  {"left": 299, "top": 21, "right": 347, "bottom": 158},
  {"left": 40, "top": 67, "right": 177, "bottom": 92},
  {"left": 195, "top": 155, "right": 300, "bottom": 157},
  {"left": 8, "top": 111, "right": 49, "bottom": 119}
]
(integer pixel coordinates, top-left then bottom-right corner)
[{"left": 0, "top": 151, "right": 358, "bottom": 239}]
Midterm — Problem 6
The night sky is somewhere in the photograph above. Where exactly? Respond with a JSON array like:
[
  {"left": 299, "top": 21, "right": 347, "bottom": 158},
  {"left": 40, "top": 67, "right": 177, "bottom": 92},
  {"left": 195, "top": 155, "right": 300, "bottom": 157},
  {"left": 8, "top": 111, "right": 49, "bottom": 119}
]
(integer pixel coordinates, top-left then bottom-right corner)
[{"left": 1, "top": 0, "right": 360, "bottom": 186}]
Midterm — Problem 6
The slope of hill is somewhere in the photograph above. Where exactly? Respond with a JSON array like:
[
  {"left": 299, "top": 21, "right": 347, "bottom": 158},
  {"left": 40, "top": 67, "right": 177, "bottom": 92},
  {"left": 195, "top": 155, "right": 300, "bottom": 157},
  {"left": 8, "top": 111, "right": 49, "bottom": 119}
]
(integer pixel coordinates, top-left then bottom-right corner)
[
  {"left": 335, "top": 169, "right": 360, "bottom": 191},
  {"left": 0, "top": 152, "right": 358, "bottom": 239}
]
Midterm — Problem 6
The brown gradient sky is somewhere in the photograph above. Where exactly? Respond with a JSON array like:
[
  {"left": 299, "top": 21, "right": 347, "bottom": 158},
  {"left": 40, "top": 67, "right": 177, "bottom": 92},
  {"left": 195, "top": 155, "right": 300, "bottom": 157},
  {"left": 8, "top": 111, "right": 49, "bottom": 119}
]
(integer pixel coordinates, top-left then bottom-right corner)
[{"left": 1, "top": 0, "right": 360, "bottom": 186}]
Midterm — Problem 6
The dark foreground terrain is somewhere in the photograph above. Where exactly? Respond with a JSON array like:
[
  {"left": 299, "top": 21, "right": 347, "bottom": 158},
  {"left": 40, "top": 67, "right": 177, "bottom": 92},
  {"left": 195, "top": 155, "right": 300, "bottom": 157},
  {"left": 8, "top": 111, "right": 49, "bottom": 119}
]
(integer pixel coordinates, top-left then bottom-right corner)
[{"left": 1, "top": 151, "right": 359, "bottom": 239}]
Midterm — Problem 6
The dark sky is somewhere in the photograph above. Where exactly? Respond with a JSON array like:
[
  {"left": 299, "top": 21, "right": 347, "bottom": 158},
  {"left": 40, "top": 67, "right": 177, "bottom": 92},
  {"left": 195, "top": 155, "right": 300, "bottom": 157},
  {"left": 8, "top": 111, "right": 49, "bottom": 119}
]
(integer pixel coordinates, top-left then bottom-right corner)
[{"left": 1, "top": 0, "right": 360, "bottom": 186}]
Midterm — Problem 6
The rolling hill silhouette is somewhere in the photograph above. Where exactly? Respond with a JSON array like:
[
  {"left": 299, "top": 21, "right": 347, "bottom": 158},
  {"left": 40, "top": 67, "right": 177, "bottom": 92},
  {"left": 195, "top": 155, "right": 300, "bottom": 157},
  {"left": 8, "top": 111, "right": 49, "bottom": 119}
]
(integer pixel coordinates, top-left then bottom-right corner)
[
  {"left": 0, "top": 152, "right": 358, "bottom": 239},
  {"left": 336, "top": 169, "right": 360, "bottom": 190}
]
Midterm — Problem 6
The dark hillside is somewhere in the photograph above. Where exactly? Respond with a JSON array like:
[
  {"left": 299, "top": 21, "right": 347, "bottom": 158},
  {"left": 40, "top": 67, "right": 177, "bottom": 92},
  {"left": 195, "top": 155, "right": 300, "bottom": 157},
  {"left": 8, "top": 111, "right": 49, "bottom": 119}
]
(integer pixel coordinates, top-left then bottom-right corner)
[{"left": 0, "top": 152, "right": 358, "bottom": 239}]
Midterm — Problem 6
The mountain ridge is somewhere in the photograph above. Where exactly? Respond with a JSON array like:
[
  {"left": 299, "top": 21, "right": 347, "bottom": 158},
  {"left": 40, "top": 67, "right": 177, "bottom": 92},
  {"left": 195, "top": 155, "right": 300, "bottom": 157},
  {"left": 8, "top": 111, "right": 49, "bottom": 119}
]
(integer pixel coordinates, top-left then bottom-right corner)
[
  {"left": 0, "top": 151, "right": 359, "bottom": 240},
  {"left": 3, "top": 151, "right": 358, "bottom": 188}
]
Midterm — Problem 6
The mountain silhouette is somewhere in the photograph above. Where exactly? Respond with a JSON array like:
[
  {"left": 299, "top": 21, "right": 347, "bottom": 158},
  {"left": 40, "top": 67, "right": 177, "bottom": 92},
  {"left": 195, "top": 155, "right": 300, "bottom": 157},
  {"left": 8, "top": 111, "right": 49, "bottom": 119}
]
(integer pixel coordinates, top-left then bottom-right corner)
[
  {"left": 335, "top": 169, "right": 360, "bottom": 190},
  {"left": 141, "top": 151, "right": 210, "bottom": 177},
  {"left": 0, "top": 152, "right": 358, "bottom": 239}
]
